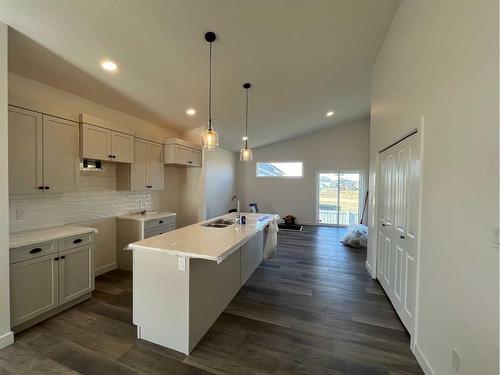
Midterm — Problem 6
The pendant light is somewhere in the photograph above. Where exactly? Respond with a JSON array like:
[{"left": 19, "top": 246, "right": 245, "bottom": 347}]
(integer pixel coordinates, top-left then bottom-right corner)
[
  {"left": 240, "top": 83, "right": 253, "bottom": 161},
  {"left": 200, "top": 32, "right": 219, "bottom": 150}
]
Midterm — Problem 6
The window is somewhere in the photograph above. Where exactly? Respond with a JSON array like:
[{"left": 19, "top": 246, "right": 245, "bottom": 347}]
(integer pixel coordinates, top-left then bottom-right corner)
[
  {"left": 316, "top": 171, "right": 363, "bottom": 226},
  {"left": 256, "top": 162, "right": 303, "bottom": 178}
]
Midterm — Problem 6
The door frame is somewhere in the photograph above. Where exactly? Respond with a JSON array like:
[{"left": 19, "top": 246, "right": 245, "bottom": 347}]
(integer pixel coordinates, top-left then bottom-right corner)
[
  {"left": 314, "top": 169, "right": 366, "bottom": 227},
  {"left": 371, "top": 117, "right": 425, "bottom": 352}
]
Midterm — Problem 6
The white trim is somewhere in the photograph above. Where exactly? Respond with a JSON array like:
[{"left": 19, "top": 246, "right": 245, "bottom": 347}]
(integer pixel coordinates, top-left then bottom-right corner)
[
  {"left": 94, "top": 262, "right": 117, "bottom": 277},
  {"left": 365, "top": 260, "right": 376, "bottom": 279},
  {"left": 414, "top": 344, "right": 436, "bottom": 375},
  {"left": 0, "top": 331, "right": 14, "bottom": 349}
]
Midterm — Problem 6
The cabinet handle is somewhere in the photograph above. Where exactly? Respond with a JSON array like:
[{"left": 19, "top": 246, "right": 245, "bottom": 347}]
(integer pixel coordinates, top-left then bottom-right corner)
[
  {"left": 159, "top": 220, "right": 163, "bottom": 224},
  {"left": 108, "top": 154, "right": 113, "bottom": 158},
  {"left": 112, "top": 155, "right": 116, "bottom": 159},
  {"left": 38, "top": 186, "right": 44, "bottom": 190},
  {"left": 382, "top": 223, "right": 387, "bottom": 226},
  {"left": 44, "top": 186, "right": 50, "bottom": 190},
  {"left": 30, "top": 248, "right": 42, "bottom": 254},
  {"left": 188, "top": 161, "right": 192, "bottom": 164},
  {"left": 60, "top": 255, "right": 66, "bottom": 260},
  {"left": 54, "top": 257, "right": 59, "bottom": 261},
  {"left": 400, "top": 235, "right": 406, "bottom": 239},
  {"left": 73, "top": 239, "right": 82, "bottom": 244}
]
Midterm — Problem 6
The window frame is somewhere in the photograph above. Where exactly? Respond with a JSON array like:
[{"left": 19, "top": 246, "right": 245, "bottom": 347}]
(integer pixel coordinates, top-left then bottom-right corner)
[{"left": 255, "top": 161, "right": 304, "bottom": 179}]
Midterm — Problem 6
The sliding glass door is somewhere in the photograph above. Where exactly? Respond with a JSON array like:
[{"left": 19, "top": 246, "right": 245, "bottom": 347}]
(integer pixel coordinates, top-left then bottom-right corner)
[{"left": 317, "top": 172, "right": 361, "bottom": 226}]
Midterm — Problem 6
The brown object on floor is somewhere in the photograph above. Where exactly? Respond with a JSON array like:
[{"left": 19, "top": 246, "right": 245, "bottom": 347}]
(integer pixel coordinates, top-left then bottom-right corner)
[{"left": 0, "top": 226, "right": 423, "bottom": 375}]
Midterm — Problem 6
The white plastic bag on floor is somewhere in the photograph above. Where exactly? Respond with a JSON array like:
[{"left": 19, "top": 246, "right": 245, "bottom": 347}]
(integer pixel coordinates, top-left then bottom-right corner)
[
  {"left": 340, "top": 224, "right": 368, "bottom": 248},
  {"left": 264, "top": 219, "right": 279, "bottom": 259}
]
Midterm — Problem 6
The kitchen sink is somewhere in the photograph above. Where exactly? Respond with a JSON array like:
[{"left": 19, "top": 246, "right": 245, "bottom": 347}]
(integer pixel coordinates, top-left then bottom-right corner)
[{"left": 201, "top": 218, "right": 237, "bottom": 228}]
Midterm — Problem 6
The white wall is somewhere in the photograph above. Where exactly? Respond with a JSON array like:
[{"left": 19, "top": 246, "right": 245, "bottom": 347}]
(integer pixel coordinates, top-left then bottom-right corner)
[
  {"left": 368, "top": 1, "right": 499, "bottom": 374},
  {"left": 238, "top": 119, "right": 370, "bottom": 224},
  {"left": 0, "top": 22, "right": 13, "bottom": 349},
  {"left": 203, "top": 148, "right": 238, "bottom": 219}
]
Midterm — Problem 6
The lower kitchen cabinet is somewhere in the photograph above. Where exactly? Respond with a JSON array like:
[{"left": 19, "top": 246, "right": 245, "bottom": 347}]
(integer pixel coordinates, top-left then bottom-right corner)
[
  {"left": 59, "top": 245, "right": 94, "bottom": 305},
  {"left": 10, "top": 253, "right": 59, "bottom": 327},
  {"left": 9, "top": 227, "right": 96, "bottom": 331}
]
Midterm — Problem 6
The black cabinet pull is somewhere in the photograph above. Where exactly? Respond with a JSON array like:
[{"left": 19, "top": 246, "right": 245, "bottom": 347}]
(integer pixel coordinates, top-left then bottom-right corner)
[
  {"left": 382, "top": 223, "right": 387, "bottom": 226},
  {"left": 44, "top": 186, "right": 50, "bottom": 190},
  {"left": 108, "top": 154, "right": 113, "bottom": 158},
  {"left": 30, "top": 248, "right": 42, "bottom": 254},
  {"left": 60, "top": 256, "right": 65, "bottom": 260},
  {"left": 400, "top": 235, "right": 406, "bottom": 239},
  {"left": 112, "top": 155, "right": 116, "bottom": 158},
  {"left": 188, "top": 161, "right": 192, "bottom": 164},
  {"left": 73, "top": 239, "right": 82, "bottom": 244},
  {"left": 54, "top": 257, "right": 59, "bottom": 261},
  {"left": 38, "top": 186, "right": 44, "bottom": 190},
  {"left": 159, "top": 220, "right": 163, "bottom": 224}
]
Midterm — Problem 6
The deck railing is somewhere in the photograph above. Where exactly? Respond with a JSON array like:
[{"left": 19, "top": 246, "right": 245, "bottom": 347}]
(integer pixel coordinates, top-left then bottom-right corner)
[{"left": 318, "top": 210, "right": 358, "bottom": 226}]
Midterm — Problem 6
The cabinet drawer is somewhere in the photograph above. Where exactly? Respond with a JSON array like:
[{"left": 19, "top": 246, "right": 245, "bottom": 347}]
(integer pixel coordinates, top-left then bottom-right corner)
[
  {"left": 144, "top": 216, "right": 175, "bottom": 231},
  {"left": 10, "top": 241, "right": 57, "bottom": 264},
  {"left": 59, "top": 233, "right": 95, "bottom": 251},
  {"left": 144, "top": 224, "right": 175, "bottom": 239}
]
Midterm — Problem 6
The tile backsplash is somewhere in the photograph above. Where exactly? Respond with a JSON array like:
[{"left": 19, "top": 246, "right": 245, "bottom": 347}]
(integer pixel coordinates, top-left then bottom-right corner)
[{"left": 9, "top": 163, "right": 153, "bottom": 233}]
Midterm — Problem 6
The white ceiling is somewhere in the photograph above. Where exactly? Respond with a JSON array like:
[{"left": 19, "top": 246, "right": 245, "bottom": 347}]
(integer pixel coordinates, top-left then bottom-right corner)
[{"left": 0, "top": 0, "right": 400, "bottom": 150}]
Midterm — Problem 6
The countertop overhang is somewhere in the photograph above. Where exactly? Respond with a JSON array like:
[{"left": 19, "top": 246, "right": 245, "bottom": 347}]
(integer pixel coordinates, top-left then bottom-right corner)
[
  {"left": 10, "top": 225, "right": 98, "bottom": 249},
  {"left": 127, "top": 213, "right": 278, "bottom": 263}
]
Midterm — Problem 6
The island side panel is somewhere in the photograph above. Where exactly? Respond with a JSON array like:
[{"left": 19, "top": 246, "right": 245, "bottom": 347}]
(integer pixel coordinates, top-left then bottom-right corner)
[
  {"left": 189, "top": 248, "right": 241, "bottom": 352},
  {"left": 133, "top": 249, "right": 190, "bottom": 354},
  {"left": 240, "top": 231, "right": 264, "bottom": 286}
]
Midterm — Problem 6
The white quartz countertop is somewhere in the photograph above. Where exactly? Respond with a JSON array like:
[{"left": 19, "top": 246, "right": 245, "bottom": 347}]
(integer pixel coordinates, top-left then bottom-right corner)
[
  {"left": 127, "top": 213, "right": 278, "bottom": 263},
  {"left": 10, "top": 225, "right": 98, "bottom": 249},
  {"left": 117, "top": 211, "right": 177, "bottom": 222}
]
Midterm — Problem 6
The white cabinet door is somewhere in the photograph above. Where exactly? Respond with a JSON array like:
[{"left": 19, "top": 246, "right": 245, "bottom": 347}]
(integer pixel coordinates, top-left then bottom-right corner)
[
  {"left": 10, "top": 254, "right": 59, "bottom": 327},
  {"left": 188, "top": 149, "right": 202, "bottom": 167},
  {"left": 112, "top": 131, "right": 134, "bottom": 163},
  {"left": 175, "top": 145, "right": 190, "bottom": 165},
  {"left": 377, "top": 133, "right": 420, "bottom": 336},
  {"left": 81, "top": 124, "right": 112, "bottom": 160},
  {"left": 59, "top": 245, "right": 94, "bottom": 305},
  {"left": 43, "top": 115, "right": 79, "bottom": 193},
  {"left": 148, "top": 142, "right": 164, "bottom": 190},
  {"left": 8, "top": 106, "right": 43, "bottom": 193},
  {"left": 131, "top": 138, "right": 148, "bottom": 191}
]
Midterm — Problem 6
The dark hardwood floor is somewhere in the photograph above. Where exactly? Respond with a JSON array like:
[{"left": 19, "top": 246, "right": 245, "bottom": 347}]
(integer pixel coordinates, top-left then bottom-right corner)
[{"left": 0, "top": 226, "right": 423, "bottom": 374}]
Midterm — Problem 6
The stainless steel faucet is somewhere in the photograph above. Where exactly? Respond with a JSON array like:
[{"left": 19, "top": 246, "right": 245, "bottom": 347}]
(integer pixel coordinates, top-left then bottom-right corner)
[{"left": 231, "top": 195, "right": 240, "bottom": 222}]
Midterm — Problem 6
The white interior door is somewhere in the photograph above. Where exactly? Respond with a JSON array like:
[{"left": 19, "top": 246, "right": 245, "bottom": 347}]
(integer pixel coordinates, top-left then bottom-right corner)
[{"left": 377, "top": 133, "right": 420, "bottom": 335}]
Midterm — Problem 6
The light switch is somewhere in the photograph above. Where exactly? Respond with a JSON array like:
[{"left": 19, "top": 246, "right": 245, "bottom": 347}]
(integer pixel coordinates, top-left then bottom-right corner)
[{"left": 177, "top": 256, "right": 186, "bottom": 271}]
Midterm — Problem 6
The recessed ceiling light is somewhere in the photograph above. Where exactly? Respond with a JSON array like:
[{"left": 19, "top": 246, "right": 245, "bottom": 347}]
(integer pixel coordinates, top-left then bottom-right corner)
[
  {"left": 101, "top": 60, "right": 117, "bottom": 71},
  {"left": 326, "top": 111, "right": 335, "bottom": 117},
  {"left": 186, "top": 108, "right": 196, "bottom": 116},
  {"left": 242, "top": 136, "right": 248, "bottom": 141}
]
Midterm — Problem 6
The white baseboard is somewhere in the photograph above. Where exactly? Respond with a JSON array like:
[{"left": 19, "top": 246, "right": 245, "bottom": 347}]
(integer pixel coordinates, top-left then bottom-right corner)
[
  {"left": 94, "top": 262, "right": 117, "bottom": 277},
  {"left": 415, "top": 344, "right": 436, "bottom": 375},
  {"left": 365, "top": 260, "right": 376, "bottom": 279},
  {"left": 0, "top": 331, "right": 14, "bottom": 349}
]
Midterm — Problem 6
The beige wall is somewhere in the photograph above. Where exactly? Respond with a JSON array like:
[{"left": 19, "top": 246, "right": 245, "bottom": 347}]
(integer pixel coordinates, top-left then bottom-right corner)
[
  {"left": 203, "top": 148, "right": 237, "bottom": 219},
  {"left": 368, "top": 1, "right": 499, "bottom": 374},
  {"left": 238, "top": 119, "right": 370, "bottom": 224},
  {"left": 0, "top": 22, "right": 13, "bottom": 348}
]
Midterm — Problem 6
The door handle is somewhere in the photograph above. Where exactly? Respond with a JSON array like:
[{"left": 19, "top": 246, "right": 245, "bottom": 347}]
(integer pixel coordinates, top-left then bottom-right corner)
[{"left": 30, "top": 248, "right": 42, "bottom": 254}]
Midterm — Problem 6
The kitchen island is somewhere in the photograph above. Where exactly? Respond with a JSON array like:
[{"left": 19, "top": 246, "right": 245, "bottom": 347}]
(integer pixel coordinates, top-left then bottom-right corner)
[{"left": 127, "top": 212, "right": 278, "bottom": 354}]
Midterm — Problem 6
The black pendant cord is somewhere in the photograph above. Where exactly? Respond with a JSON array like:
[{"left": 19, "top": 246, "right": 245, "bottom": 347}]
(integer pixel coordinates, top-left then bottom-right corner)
[
  {"left": 244, "top": 87, "right": 249, "bottom": 149},
  {"left": 208, "top": 41, "right": 213, "bottom": 131}
]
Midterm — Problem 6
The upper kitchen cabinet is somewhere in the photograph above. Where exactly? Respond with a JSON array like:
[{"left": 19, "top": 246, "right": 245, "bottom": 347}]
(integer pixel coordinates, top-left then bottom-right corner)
[
  {"left": 8, "top": 106, "right": 79, "bottom": 194},
  {"left": 164, "top": 138, "right": 202, "bottom": 167},
  {"left": 117, "top": 137, "right": 164, "bottom": 191},
  {"left": 79, "top": 114, "right": 134, "bottom": 163}
]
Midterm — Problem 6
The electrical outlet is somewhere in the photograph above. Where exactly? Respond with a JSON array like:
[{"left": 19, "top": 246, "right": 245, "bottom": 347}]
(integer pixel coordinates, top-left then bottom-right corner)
[
  {"left": 15, "top": 208, "right": 26, "bottom": 223},
  {"left": 452, "top": 348, "right": 460, "bottom": 372}
]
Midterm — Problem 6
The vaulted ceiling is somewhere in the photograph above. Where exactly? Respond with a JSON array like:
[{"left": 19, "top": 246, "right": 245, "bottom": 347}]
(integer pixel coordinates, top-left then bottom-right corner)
[{"left": 0, "top": 0, "right": 400, "bottom": 150}]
